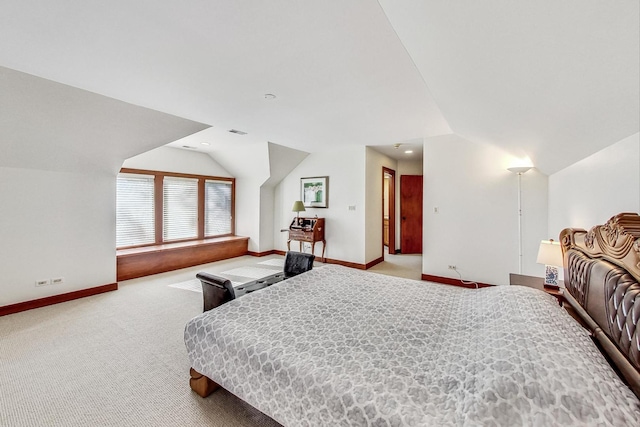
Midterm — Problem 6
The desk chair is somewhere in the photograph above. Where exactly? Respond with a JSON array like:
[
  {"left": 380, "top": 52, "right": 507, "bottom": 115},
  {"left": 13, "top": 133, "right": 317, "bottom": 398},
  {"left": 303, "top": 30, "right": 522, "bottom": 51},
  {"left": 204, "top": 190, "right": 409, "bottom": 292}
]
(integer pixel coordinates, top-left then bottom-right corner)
[{"left": 284, "top": 251, "right": 315, "bottom": 279}]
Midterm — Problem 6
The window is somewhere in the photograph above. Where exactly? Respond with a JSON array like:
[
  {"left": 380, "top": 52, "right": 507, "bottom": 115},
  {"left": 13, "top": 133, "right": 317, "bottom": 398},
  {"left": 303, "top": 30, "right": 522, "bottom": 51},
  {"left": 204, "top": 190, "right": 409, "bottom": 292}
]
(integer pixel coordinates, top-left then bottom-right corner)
[
  {"left": 205, "top": 180, "right": 232, "bottom": 236},
  {"left": 163, "top": 177, "right": 198, "bottom": 241},
  {"left": 116, "top": 173, "right": 155, "bottom": 247},
  {"left": 116, "top": 169, "right": 235, "bottom": 249}
]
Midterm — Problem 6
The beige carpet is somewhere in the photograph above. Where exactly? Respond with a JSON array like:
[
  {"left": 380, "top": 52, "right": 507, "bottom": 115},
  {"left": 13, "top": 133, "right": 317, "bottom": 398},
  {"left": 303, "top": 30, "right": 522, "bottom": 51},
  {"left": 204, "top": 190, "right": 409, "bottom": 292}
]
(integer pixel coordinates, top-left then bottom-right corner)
[
  {"left": 368, "top": 248, "right": 422, "bottom": 280},
  {"left": 0, "top": 253, "right": 420, "bottom": 426},
  {"left": 0, "top": 255, "right": 286, "bottom": 427}
]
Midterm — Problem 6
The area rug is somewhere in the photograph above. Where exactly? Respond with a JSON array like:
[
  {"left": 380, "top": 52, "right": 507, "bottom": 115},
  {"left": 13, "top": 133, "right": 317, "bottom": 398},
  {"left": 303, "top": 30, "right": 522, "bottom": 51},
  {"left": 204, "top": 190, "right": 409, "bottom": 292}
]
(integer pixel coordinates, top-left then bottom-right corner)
[
  {"left": 168, "top": 279, "right": 202, "bottom": 293},
  {"left": 257, "top": 259, "right": 285, "bottom": 267},
  {"left": 168, "top": 260, "right": 284, "bottom": 293}
]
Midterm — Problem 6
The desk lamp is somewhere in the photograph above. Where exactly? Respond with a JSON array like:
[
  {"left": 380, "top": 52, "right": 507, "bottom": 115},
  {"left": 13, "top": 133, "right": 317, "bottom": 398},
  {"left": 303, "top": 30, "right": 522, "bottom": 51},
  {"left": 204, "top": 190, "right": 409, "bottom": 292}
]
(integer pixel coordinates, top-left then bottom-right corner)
[
  {"left": 292, "top": 201, "right": 305, "bottom": 219},
  {"left": 536, "top": 239, "right": 563, "bottom": 289}
]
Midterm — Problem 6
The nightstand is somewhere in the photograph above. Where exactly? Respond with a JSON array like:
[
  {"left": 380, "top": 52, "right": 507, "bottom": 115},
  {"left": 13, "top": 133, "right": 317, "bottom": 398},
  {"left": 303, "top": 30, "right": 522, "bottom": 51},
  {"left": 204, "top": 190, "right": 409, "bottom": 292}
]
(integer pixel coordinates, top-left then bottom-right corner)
[{"left": 509, "top": 273, "right": 564, "bottom": 305}]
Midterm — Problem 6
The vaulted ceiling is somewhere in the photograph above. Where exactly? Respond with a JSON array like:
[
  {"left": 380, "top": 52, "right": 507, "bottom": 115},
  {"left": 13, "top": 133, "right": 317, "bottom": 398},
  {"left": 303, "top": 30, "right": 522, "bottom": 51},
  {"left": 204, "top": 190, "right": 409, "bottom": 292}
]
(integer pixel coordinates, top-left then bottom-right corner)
[
  {"left": 379, "top": 0, "right": 639, "bottom": 173},
  {"left": 0, "top": 1, "right": 637, "bottom": 175}
]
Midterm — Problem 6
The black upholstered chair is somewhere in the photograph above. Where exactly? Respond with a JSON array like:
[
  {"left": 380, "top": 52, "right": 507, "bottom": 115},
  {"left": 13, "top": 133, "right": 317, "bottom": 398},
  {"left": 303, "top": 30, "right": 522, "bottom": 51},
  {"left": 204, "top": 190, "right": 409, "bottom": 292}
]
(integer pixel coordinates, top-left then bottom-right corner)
[
  {"left": 284, "top": 251, "right": 315, "bottom": 279},
  {"left": 196, "top": 272, "right": 236, "bottom": 312}
]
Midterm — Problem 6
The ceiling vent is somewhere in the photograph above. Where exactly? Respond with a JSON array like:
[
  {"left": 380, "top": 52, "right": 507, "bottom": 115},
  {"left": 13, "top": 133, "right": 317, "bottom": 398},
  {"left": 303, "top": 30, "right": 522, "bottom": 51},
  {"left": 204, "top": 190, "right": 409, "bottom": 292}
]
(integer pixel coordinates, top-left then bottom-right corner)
[
  {"left": 182, "top": 145, "right": 197, "bottom": 149},
  {"left": 228, "top": 129, "right": 247, "bottom": 135}
]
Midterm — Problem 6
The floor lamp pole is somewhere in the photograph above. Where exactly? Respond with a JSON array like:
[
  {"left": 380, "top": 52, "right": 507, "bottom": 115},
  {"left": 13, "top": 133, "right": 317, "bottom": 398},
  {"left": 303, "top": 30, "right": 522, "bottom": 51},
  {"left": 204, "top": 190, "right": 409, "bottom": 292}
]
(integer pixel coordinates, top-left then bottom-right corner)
[
  {"left": 508, "top": 166, "right": 533, "bottom": 275},
  {"left": 516, "top": 172, "right": 523, "bottom": 274}
]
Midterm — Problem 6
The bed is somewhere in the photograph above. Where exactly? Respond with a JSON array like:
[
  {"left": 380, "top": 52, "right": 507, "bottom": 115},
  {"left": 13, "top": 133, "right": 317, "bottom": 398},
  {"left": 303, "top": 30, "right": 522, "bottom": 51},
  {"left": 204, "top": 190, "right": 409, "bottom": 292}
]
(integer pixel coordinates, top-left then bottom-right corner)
[{"left": 184, "top": 213, "right": 640, "bottom": 426}]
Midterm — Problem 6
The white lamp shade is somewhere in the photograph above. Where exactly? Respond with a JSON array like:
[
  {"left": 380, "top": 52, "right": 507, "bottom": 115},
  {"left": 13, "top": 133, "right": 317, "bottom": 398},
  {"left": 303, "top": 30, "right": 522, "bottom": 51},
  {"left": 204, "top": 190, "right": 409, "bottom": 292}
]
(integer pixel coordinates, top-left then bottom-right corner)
[
  {"left": 536, "top": 240, "right": 563, "bottom": 267},
  {"left": 507, "top": 166, "right": 533, "bottom": 174}
]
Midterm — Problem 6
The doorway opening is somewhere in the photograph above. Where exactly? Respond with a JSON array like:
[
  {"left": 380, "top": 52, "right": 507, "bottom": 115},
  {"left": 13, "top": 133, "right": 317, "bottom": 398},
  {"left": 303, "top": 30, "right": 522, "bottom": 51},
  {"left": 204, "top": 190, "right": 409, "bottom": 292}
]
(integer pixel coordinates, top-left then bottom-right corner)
[
  {"left": 369, "top": 167, "right": 422, "bottom": 280},
  {"left": 382, "top": 167, "right": 396, "bottom": 259}
]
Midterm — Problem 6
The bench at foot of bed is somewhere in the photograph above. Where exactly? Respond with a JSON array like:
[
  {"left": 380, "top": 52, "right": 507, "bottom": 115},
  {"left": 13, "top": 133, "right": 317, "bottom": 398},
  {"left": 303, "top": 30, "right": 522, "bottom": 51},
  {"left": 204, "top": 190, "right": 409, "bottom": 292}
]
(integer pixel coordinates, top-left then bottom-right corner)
[{"left": 189, "top": 368, "right": 220, "bottom": 397}]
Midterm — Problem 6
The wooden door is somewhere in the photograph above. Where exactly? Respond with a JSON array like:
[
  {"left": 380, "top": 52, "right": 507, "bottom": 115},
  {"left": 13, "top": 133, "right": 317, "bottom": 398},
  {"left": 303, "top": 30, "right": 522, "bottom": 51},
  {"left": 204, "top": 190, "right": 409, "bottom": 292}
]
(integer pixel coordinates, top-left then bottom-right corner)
[
  {"left": 383, "top": 167, "right": 395, "bottom": 255},
  {"left": 400, "top": 175, "right": 423, "bottom": 254}
]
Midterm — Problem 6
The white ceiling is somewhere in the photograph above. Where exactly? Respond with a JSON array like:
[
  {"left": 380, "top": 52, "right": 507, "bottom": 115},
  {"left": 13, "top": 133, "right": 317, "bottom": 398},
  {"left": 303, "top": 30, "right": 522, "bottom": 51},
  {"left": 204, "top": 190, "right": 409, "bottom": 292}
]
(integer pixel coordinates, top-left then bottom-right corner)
[
  {"left": 0, "top": 1, "right": 637, "bottom": 174},
  {"left": 0, "top": 66, "right": 208, "bottom": 174},
  {"left": 379, "top": 0, "right": 639, "bottom": 173}
]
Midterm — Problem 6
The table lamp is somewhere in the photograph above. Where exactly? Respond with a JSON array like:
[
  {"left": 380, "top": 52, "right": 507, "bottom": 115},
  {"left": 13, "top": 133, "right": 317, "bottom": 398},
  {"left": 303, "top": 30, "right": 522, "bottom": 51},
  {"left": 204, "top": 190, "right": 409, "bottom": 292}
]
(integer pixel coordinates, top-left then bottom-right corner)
[
  {"left": 292, "top": 201, "right": 305, "bottom": 219},
  {"left": 536, "top": 239, "right": 563, "bottom": 289}
]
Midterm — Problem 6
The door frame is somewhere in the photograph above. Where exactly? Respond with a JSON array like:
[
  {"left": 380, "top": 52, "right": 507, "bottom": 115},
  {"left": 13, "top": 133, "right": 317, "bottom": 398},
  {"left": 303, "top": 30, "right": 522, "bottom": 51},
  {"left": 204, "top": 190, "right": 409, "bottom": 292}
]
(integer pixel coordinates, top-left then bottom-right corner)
[{"left": 382, "top": 167, "right": 396, "bottom": 256}]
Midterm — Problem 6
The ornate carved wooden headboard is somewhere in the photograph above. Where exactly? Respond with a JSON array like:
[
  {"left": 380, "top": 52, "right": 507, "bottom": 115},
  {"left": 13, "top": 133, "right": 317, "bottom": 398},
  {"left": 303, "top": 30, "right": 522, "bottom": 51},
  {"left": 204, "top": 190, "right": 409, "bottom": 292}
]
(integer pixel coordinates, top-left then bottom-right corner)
[{"left": 560, "top": 213, "right": 640, "bottom": 398}]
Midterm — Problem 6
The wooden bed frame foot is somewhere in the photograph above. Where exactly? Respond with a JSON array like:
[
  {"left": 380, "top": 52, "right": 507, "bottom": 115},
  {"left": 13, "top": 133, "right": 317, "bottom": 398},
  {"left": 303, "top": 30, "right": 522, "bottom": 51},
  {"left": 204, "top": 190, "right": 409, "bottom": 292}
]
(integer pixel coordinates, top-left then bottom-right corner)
[{"left": 189, "top": 367, "right": 220, "bottom": 397}]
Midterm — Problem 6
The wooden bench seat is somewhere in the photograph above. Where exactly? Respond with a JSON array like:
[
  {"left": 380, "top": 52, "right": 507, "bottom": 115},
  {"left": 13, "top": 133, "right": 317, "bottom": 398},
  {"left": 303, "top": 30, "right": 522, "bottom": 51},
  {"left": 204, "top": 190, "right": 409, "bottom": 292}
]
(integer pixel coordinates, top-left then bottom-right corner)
[{"left": 116, "top": 236, "right": 249, "bottom": 281}]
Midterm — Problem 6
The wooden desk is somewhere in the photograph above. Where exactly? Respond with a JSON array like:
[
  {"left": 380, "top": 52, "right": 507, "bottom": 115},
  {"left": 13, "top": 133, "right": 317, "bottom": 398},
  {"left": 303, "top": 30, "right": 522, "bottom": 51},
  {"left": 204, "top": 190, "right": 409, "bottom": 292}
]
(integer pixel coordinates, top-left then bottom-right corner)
[{"left": 287, "top": 217, "right": 325, "bottom": 261}]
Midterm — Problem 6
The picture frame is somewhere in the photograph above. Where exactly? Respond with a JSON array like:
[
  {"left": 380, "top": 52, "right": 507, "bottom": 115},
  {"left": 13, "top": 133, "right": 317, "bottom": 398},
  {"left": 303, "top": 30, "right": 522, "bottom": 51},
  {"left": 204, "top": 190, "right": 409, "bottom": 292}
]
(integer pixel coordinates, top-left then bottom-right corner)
[{"left": 300, "top": 176, "right": 329, "bottom": 208}]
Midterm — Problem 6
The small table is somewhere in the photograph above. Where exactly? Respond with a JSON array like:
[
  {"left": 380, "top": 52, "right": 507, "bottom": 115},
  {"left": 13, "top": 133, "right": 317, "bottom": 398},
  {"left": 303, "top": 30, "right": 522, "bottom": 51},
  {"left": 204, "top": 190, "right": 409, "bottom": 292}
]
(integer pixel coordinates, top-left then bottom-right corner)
[{"left": 509, "top": 273, "right": 564, "bottom": 305}]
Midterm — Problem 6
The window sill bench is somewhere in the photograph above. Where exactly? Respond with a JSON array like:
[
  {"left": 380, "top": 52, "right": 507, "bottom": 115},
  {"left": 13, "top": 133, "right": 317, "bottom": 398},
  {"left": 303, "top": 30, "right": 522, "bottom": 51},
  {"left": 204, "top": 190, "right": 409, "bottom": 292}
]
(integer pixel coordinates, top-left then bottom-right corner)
[{"left": 116, "top": 236, "right": 249, "bottom": 281}]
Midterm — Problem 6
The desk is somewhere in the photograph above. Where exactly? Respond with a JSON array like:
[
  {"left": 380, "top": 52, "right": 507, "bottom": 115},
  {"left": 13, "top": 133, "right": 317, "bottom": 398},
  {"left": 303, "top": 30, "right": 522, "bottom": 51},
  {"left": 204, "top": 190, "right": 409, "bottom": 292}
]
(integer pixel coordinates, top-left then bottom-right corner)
[{"left": 287, "top": 217, "right": 325, "bottom": 261}]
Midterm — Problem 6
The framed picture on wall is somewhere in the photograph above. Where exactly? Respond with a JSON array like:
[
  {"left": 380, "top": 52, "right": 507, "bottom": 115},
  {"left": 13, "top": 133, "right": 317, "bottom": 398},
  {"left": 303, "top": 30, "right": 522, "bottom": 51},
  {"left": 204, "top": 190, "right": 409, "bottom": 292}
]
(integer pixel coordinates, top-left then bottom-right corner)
[{"left": 300, "top": 176, "right": 329, "bottom": 208}]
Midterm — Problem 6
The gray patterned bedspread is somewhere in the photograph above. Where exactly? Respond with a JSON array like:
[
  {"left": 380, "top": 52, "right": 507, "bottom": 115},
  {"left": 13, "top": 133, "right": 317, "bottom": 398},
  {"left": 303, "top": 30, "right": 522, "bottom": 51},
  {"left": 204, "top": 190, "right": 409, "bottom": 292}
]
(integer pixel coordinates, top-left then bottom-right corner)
[{"left": 184, "top": 265, "right": 640, "bottom": 426}]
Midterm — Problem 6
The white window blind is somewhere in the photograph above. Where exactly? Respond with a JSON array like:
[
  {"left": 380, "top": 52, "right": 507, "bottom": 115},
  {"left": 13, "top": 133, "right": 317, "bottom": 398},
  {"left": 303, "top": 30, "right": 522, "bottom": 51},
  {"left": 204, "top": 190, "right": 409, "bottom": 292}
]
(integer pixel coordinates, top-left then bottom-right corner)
[
  {"left": 205, "top": 180, "right": 232, "bottom": 236},
  {"left": 116, "top": 173, "right": 155, "bottom": 248},
  {"left": 163, "top": 176, "right": 198, "bottom": 241}
]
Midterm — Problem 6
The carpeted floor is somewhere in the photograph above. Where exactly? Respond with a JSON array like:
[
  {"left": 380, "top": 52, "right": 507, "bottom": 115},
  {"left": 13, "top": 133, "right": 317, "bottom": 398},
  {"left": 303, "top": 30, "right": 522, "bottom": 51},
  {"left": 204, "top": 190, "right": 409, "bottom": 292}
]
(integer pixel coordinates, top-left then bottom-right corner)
[
  {"left": 0, "top": 255, "right": 287, "bottom": 427},
  {"left": 0, "top": 252, "right": 420, "bottom": 426}
]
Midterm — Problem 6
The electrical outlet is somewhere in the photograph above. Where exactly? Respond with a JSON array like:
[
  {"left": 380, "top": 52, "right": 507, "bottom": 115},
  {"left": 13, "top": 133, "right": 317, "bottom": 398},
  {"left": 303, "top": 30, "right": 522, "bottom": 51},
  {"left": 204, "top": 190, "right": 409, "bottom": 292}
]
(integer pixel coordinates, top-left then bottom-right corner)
[
  {"left": 51, "top": 277, "right": 64, "bottom": 285},
  {"left": 35, "top": 279, "right": 50, "bottom": 287},
  {"left": 448, "top": 265, "right": 457, "bottom": 270}
]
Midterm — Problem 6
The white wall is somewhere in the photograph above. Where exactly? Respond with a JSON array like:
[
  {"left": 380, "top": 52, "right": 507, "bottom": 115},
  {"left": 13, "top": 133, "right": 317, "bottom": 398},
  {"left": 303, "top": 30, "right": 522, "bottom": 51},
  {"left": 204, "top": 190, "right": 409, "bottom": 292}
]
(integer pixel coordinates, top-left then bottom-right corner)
[
  {"left": 520, "top": 166, "right": 549, "bottom": 278},
  {"left": 0, "top": 70, "right": 212, "bottom": 308},
  {"left": 0, "top": 167, "right": 115, "bottom": 306},
  {"left": 423, "top": 134, "right": 548, "bottom": 285},
  {"left": 231, "top": 177, "right": 261, "bottom": 252},
  {"left": 261, "top": 143, "right": 310, "bottom": 253},
  {"left": 365, "top": 148, "right": 398, "bottom": 263},
  {"left": 397, "top": 158, "right": 422, "bottom": 176},
  {"left": 122, "top": 146, "right": 232, "bottom": 177},
  {"left": 273, "top": 183, "right": 289, "bottom": 251},
  {"left": 259, "top": 185, "right": 276, "bottom": 252},
  {"left": 274, "top": 146, "right": 367, "bottom": 264},
  {"left": 549, "top": 132, "right": 640, "bottom": 236}
]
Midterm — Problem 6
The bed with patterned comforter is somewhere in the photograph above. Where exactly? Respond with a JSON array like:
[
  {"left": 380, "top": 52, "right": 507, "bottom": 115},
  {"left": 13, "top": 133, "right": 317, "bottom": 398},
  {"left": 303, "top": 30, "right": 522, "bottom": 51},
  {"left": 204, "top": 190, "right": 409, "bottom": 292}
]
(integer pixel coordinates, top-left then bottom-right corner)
[{"left": 184, "top": 265, "right": 640, "bottom": 426}]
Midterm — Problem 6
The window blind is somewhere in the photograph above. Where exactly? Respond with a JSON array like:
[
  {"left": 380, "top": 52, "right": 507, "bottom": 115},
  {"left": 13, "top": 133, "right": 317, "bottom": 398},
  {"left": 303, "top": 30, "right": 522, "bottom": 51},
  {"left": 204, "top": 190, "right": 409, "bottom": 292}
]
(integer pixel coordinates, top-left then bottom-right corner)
[
  {"left": 163, "top": 176, "right": 198, "bottom": 241},
  {"left": 116, "top": 173, "right": 155, "bottom": 248},
  {"left": 205, "top": 180, "right": 232, "bottom": 236}
]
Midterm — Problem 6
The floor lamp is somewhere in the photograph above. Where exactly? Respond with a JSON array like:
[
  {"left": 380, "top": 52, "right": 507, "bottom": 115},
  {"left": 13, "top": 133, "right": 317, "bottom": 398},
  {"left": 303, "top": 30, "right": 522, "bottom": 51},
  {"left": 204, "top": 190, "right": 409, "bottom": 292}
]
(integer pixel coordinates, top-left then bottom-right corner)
[{"left": 508, "top": 166, "right": 533, "bottom": 274}]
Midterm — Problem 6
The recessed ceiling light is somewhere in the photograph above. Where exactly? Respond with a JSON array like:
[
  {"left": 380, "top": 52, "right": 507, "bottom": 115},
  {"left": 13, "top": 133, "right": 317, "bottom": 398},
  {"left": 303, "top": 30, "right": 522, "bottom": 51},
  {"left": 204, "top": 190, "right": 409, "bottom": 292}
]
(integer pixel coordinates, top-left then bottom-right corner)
[
  {"left": 201, "top": 142, "right": 210, "bottom": 146},
  {"left": 264, "top": 94, "right": 276, "bottom": 100},
  {"left": 404, "top": 150, "right": 413, "bottom": 154}
]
